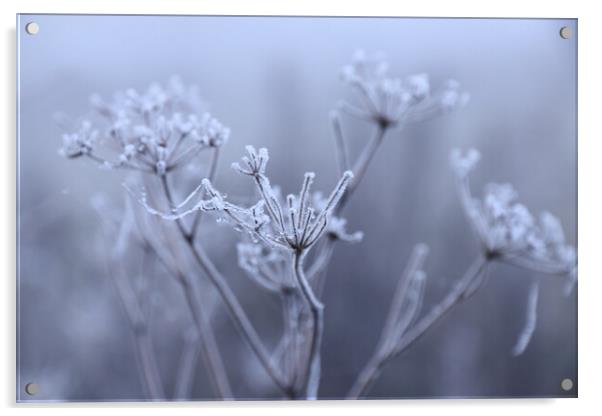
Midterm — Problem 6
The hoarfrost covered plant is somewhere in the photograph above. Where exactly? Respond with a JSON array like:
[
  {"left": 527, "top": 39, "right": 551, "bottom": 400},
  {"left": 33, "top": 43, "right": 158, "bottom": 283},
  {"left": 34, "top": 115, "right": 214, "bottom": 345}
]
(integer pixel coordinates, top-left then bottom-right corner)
[
  {"left": 138, "top": 144, "right": 355, "bottom": 399},
  {"left": 58, "top": 50, "right": 576, "bottom": 401}
]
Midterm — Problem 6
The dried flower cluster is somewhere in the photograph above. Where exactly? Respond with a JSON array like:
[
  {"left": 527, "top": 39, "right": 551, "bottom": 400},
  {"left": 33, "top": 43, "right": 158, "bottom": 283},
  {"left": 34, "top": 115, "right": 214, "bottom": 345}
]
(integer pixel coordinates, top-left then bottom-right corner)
[
  {"left": 339, "top": 50, "right": 469, "bottom": 128},
  {"left": 451, "top": 149, "right": 577, "bottom": 286},
  {"left": 60, "top": 77, "right": 229, "bottom": 175}
]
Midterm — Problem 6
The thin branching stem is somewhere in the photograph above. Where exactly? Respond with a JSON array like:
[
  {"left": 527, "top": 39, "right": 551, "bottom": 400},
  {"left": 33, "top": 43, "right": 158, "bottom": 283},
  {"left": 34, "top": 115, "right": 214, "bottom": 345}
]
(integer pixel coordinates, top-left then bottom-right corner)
[
  {"left": 159, "top": 175, "right": 291, "bottom": 395},
  {"left": 292, "top": 250, "right": 324, "bottom": 400},
  {"left": 347, "top": 256, "right": 489, "bottom": 398}
]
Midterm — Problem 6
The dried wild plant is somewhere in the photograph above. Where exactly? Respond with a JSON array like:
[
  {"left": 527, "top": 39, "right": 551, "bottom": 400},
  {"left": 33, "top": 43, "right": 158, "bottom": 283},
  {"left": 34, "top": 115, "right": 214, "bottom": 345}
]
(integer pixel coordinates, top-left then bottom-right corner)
[{"left": 59, "top": 51, "right": 576, "bottom": 400}]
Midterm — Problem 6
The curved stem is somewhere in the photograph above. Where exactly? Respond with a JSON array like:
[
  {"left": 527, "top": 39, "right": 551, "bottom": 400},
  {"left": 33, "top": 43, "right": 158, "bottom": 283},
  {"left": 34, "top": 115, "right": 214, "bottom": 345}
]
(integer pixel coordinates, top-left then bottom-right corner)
[
  {"left": 292, "top": 251, "right": 324, "bottom": 400},
  {"left": 347, "top": 256, "right": 489, "bottom": 399}
]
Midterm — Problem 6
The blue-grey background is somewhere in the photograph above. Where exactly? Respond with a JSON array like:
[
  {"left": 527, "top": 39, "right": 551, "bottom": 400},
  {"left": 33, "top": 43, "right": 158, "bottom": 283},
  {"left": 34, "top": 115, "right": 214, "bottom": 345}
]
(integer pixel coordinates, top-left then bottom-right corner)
[{"left": 17, "top": 15, "right": 577, "bottom": 401}]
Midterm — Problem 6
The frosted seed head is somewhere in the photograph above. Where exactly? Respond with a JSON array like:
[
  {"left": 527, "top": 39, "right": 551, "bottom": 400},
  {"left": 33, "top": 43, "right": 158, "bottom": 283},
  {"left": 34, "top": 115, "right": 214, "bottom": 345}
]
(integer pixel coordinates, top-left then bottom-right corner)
[
  {"left": 407, "top": 73, "right": 430, "bottom": 100},
  {"left": 59, "top": 122, "right": 97, "bottom": 159},
  {"left": 484, "top": 183, "right": 518, "bottom": 219},
  {"left": 63, "top": 77, "right": 217, "bottom": 173},
  {"left": 450, "top": 148, "right": 481, "bottom": 178},
  {"left": 326, "top": 216, "right": 363, "bottom": 243}
]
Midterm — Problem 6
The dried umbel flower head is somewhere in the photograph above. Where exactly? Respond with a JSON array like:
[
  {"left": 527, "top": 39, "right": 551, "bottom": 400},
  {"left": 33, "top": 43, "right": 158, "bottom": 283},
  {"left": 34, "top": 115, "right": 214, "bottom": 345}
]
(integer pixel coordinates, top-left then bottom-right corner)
[
  {"left": 59, "top": 77, "right": 229, "bottom": 175},
  {"left": 450, "top": 148, "right": 577, "bottom": 284},
  {"left": 339, "top": 50, "right": 469, "bottom": 128},
  {"left": 135, "top": 145, "right": 355, "bottom": 255},
  {"left": 227, "top": 146, "right": 355, "bottom": 252}
]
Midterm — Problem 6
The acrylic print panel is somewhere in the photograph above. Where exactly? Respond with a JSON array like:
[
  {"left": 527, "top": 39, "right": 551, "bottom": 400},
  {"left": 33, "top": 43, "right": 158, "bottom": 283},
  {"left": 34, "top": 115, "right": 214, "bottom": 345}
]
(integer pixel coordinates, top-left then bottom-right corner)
[{"left": 16, "top": 14, "right": 577, "bottom": 402}]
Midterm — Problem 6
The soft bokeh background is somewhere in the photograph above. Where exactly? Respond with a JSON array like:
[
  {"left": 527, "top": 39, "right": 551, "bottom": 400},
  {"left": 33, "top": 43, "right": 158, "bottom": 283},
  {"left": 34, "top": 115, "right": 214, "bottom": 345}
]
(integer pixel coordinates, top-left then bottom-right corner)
[{"left": 17, "top": 15, "right": 577, "bottom": 401}]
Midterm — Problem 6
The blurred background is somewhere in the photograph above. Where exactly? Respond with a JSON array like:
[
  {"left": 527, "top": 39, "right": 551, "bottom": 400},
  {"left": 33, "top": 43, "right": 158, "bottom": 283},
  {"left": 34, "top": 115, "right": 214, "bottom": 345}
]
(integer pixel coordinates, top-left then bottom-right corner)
[{"left": 17, "top": 15, "right": 576, "bottom": 401}]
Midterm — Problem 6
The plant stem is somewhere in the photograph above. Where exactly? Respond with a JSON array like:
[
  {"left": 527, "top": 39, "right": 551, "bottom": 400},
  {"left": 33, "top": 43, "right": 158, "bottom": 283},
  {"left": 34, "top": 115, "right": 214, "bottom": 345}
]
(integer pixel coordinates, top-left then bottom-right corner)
[
  {"left": 178, "top": 272, "right": 233, "bottom": 399},
  {"left": 337, "top": 124, "right": 387, "bottom": 213},
  {"left": 188, "top": 147, "right": 220, "bottom": 239},
  {"left": 331, "top": 112, "right": 350, "bottom": 176},
  {"left": 347, "top": 256, "right": 489, "bottom": 399},
  {"left": 156, "top": 174, "right": 234, "bottom": 399},
  {"left": 111, "top": 274, "right": 164, "bottom": 400},
  {"left": 160, "top": 175, "right": 290, "bottom": 395},
  {"left": 174, "top": 329, "right": 202, "bottom": 399},
  {"left": 292, "top": 251, "right": 324, "bottom": 400},
  {"left": 101, "top": 233, "right": 165, "bottom": 400},
  {"left": 307, "top": 125, "right": 388, "bottom": 285},
  {"left": 131, "top": 325, "right": 166, "bottom": 400}
]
